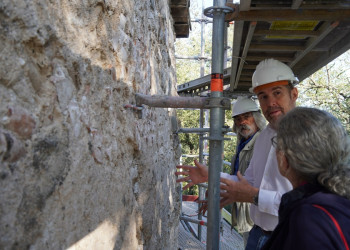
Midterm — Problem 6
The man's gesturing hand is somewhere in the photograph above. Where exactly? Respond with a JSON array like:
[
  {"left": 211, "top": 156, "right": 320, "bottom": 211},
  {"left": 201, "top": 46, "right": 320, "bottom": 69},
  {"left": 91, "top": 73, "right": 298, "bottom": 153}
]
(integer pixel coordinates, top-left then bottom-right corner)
[
  {"left": 175, "top": 160, "right": 209, "bottom": 190},
  {"left": 219, "top": 171, "right": 259, "bottom": 208}
]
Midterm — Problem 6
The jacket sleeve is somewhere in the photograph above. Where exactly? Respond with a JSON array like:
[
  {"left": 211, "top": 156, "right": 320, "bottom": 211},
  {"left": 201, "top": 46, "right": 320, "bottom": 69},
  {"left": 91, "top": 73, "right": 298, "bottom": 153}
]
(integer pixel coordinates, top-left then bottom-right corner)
[
  {"left": 242, "top": 158, "right": 254, "bottom": 186},
  {"left": 282, "top": 204, "right": 345, "bottom": 249}
]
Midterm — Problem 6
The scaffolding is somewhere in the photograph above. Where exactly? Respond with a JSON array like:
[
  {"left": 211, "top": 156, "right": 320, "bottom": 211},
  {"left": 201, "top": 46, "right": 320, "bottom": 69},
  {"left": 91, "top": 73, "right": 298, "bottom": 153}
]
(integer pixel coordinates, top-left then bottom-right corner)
[
  {"left": 125, "top": 0, "right": 350, "bottom": 249},
  {"left": 132, "top": 1, "right": 236, "bottom": 249}
]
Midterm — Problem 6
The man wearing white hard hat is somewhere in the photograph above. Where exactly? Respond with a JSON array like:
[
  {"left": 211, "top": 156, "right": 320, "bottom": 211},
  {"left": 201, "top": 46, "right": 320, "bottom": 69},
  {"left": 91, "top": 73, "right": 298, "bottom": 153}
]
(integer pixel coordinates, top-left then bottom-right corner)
[
  {"left": 230, "top": 97, "right": 266, "bottom": 247},
  {"left": 175, "top": 59, "right": 299, "bottom": 250},
  {"left": 219, "top": 58, "right": 299, "bottom": 249}
]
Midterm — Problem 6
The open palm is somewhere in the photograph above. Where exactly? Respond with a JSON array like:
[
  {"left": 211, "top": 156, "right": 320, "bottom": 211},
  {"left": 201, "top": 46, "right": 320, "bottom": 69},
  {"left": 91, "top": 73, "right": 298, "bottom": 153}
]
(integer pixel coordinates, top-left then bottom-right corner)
[{"left": 175, "top": 160, "right": 209, "bottom": 190}]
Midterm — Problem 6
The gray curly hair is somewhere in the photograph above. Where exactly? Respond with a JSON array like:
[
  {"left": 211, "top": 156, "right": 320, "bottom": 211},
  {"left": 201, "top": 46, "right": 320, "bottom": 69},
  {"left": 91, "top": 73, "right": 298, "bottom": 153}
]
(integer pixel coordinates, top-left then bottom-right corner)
[{"left": 276, "top": 107, "right": 350, "bottom": 198}]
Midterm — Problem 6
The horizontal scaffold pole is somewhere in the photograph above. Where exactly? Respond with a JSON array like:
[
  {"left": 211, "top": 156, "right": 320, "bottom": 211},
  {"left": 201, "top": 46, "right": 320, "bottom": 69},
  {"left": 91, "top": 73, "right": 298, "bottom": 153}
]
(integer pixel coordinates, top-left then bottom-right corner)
[
  {"left": 135, "top": 93, "right": 208, "bottom": 109},
  {"left": 135, "top": 93, "right": 231, "bottom": 109}
]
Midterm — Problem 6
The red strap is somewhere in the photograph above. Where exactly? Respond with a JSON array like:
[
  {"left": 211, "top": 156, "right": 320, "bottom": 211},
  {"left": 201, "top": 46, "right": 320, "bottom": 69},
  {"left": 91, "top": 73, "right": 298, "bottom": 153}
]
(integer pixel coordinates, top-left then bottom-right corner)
[{"left": 313, "top": 204, "right": 349, "bottom": 250}]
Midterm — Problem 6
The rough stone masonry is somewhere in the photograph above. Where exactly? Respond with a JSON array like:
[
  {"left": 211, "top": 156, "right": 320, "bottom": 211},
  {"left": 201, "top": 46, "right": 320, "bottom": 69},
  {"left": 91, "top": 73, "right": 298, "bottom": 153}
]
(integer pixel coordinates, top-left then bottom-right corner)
[{"left": 0, "top": 0, "right": 182, "bottom": 249}]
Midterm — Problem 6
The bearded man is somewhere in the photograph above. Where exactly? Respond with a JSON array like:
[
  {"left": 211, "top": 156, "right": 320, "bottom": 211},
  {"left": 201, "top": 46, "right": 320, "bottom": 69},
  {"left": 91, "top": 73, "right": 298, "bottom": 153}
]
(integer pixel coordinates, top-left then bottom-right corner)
[{"left": 229, "top": 97, "right": 266, "bottom": 246}]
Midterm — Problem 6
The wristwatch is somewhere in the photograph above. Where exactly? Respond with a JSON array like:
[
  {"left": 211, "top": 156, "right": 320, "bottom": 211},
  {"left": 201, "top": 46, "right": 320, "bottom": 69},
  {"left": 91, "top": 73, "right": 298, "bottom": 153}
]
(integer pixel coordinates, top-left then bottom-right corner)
[{"left": 253, "top": 191, "right": 259, "bottom": 206}]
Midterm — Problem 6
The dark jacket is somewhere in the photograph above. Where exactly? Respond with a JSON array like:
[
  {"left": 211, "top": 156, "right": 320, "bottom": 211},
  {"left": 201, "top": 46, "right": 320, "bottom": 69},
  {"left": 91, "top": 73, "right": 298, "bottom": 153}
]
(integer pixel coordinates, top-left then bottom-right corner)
[{"left": 263, "top": 183, "right": 350, "bottom": 250}]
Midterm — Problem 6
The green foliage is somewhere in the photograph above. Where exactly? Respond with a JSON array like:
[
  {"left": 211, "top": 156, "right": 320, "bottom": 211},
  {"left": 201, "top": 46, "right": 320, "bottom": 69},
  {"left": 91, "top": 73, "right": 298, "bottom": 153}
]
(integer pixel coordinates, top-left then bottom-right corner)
[
  {"left": 298, "top": 50, "right": 350, "bottom": 134},
  {"left": 177, "top": 109, "right": 201, "bottom": 195},
  {"left": 177, "top": 109, "right": 201, "bottom": 164},
  {"left": 223, "top": 109, "right": 236, "bottom": 174}
]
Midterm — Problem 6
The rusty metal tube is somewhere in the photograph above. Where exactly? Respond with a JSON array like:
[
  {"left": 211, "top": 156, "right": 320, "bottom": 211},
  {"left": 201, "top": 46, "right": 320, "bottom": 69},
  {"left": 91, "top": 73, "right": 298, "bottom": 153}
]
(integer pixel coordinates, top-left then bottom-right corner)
[{"left": 135, "top": 93, "right": 209, "bottom": 109}]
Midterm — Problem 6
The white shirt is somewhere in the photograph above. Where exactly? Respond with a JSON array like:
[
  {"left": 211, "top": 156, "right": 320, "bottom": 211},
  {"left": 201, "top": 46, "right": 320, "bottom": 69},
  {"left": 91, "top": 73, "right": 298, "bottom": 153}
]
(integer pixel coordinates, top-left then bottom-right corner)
[{"left": 221, "top": 124, "right": 292, "bottom": 231}]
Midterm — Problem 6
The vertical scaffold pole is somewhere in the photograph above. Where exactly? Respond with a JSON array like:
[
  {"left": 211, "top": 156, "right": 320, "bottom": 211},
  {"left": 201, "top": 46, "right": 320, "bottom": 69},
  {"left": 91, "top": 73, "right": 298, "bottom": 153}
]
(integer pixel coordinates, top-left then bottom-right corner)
[
  {"left": 198, "top": 0, "right": 206, "bottom": 241},
  {"left": 204, "top": 1, "right": 233, "bottom": 249}
]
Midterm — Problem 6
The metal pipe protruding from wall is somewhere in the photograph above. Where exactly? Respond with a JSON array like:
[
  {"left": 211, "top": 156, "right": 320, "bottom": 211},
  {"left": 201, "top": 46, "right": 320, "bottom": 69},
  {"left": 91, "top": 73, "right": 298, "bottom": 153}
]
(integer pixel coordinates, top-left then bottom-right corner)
[
  {"left": 123, "top": 104, "right": 144, "bottom": 111},
  {"left": 123, "top": 104, "right": 144, "bottom": 118},
  {"left": 135, "top": 93, "right": 231, "bottom": 110},
  {"left": 135, "top": 93, "right": 208, "bottom": 109}
]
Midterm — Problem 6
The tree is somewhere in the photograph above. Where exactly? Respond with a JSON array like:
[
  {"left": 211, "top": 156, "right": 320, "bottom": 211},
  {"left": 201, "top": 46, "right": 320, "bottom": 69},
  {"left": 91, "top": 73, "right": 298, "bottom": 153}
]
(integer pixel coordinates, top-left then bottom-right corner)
[{"left": 298, "top": 50, "right": 350, "bottom": 133}]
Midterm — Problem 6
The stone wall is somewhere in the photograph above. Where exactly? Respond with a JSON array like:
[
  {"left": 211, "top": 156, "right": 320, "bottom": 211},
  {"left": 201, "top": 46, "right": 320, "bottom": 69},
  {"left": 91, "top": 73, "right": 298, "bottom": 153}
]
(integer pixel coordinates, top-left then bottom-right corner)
[{"left": 0, "top": 0, "right": 181, "bottom": 249}]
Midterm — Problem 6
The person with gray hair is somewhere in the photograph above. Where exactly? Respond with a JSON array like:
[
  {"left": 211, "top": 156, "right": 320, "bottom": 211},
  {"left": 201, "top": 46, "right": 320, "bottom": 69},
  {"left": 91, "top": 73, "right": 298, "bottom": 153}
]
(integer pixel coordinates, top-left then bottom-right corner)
[
  {"left": 262, "top": 107, "right": 350, "bottom": 249},
  {"left": 230, "top": 97, "right": 266, "bottom": 176},
  {"left": 232, "top": 97, "right": 266, "bottom": 143},
  {"left": 230, "top": 97, "right": 266, "bottom": 246}
]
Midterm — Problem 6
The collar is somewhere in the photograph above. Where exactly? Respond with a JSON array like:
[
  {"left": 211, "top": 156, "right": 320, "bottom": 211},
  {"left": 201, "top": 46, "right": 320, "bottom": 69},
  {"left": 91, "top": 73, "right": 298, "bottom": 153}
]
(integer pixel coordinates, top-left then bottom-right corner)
[
  {"left": 279, "top": 183, "right": 327, "bottom": 219},
  {"left": 239, "top": 131, "right": 258, "bottom": 144}
]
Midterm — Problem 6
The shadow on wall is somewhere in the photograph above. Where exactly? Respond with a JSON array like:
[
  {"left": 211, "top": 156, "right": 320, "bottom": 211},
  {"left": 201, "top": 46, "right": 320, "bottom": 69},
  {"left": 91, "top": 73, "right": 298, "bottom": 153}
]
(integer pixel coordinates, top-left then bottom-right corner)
[{"left": 0, "top": 0, "right": 180, "bottom": 249}]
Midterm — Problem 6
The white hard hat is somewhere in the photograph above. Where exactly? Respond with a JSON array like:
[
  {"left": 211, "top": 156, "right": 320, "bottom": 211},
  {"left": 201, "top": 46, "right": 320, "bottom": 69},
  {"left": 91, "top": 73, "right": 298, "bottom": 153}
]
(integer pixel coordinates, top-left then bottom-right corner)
[
  {"left": 232, "top": 96, "right": 259, "bottom": 117},
  {"left": 250, "top": 58, "right": 299, "bottom": 93}
]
